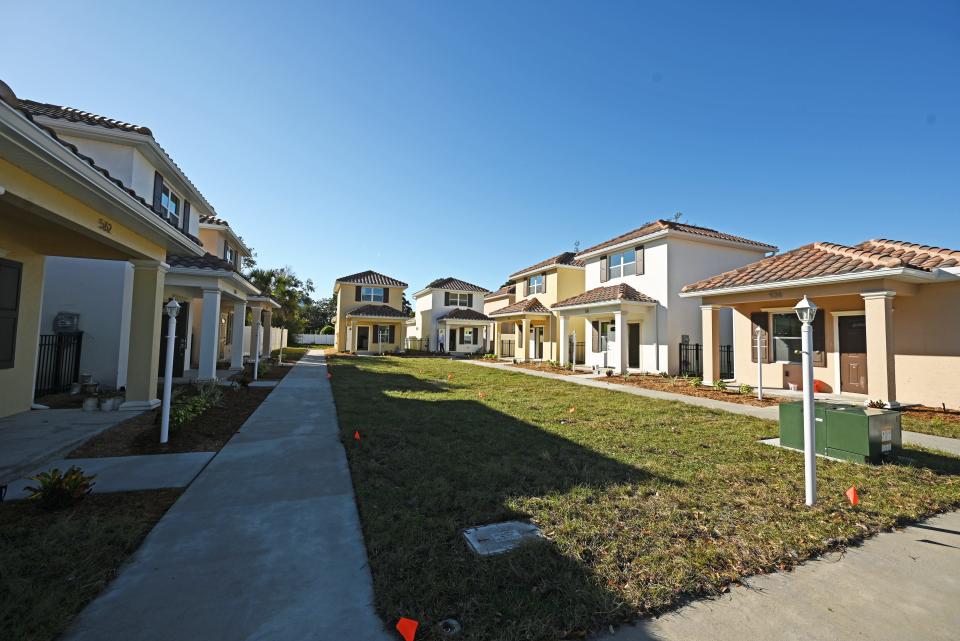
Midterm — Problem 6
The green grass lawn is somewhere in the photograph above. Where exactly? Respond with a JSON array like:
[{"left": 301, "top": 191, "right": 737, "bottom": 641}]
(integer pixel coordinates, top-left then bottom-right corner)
[
  {"left": 900, "top": 412, "right": 960, "bottom": 440},
  {"left": 328, "top": 356, "right": 960, "bottom": 641}
]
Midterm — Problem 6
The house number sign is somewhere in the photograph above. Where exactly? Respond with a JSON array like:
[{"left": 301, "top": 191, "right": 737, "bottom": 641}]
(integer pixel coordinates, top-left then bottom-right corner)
[{"left": 98, "top": 218, "right": 113, "bottom": 233}]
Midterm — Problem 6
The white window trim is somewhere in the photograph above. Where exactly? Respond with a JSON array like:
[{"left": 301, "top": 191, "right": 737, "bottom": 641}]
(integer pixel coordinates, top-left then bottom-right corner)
[
  {"left": 608, "top": 248, "right": 637, "bottom": 280},
  {"left": 528, "top": 274, "right": 545, "bottom": 295},
  {"left": 361, "top": 286, "right": 385, "bottom": 302},
  {"left": 770, "top": 311, "right": 802, "bottom": 364},
  {"left": 449, "top": 292, "right": 469, "bottom": 306},
  {"left": 160, "top": 183, "right": 182, "bottom": 226}
]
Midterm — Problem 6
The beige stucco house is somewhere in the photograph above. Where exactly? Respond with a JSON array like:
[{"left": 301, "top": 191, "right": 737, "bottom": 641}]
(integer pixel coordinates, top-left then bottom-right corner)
[
  {"left": 332, "top": 270, "right": 408, "bottom": 354},
  {"left": 681, "top": 239, "right": 960, "bottom": 409}
]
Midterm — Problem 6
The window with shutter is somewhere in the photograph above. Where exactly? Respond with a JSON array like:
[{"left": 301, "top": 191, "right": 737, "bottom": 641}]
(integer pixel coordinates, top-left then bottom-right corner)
[
  {"left": 383, "top": 288, "right": 390, "bottom": 303},
  {"left": 750, "top": 312, "right": 770, "bottom": 364},
  {"left": 389, "top": 325, "right": 396, "bottom": 344},
  {"left": 355, "top": 286, "right": 362, "bottom": 302},
  {"left": 372, "top": 325, "right": 379, "bottom": 344},
  {"left": 636, "top": 246, "right": 644, "bottom": 275},
  {"left": 591, "top": 320, "right": 600, "bottom": 352},
  {"left": 599, "top": 256, "right": 608, "bottom": 282},
  {"left": 0, "top": 258, "right": 23, "bottom": 369},
  {"left": 812, "top": 313, "right": 826, "bottom": 367}
]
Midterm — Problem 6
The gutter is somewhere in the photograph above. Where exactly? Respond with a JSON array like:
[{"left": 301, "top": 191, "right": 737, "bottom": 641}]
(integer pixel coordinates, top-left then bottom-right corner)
[
  {"left": 677, "top": 267, "right": 942, "bottom": 298},
  {"left": 577, "top": 229, "right": 777, "bottom": 261}
]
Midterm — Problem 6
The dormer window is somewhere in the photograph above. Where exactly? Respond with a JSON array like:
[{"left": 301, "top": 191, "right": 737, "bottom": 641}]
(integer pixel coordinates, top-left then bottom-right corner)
[
  {"left": 160, "top": 184, "right": 181, "bottom": 227},
  {"left": 528, "top": 274, "right": 544, "bottom": 295},
  {"left": 361, "top": 287, "right": 385, "bottom": 302}
]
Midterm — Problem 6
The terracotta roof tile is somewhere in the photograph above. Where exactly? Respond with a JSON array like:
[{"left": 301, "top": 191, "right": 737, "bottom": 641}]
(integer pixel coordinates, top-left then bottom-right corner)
[
  {"left": 438, "top": 308, "right": 491, "bottom": 321},
  {"left": 509, "top": 252, "right": 584, "bottom": 278},
  {"left": 484, "top": 284, "right": 516, "bottom": 299},
  {"left": 345, "top": 304, "right": 409, "bottom": 319},
  {"left": 336, "top": 270, "right": 407, "bottom": 287},
  {"left": 681, "top": 238, "right": 960, "bottom": 294},
  {"left": 488, "top": 297, "right": 551, "bottom": 316},
  {"left": 199, "top": 215, "right": 230, "bottom": 226},
  {"left": 553, "top": 284, "right": 656, "bottom": 308},
  {"left": 424, "top": 277, "right": 489, "bottom": 293},
  {"left": 167, "top": 253, "right": 239, "bottom": 272},
  {"left": 578, "top": 219, "right": 775, "bottom": 256}
]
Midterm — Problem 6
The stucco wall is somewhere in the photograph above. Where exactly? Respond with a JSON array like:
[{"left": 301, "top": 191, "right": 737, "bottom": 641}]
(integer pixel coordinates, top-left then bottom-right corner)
[
  {"left": 0, "top": 250, "right": 44, "bottom": 417},
  {"left": 333, "top": 283, "right": 407, "bottom": 352}
]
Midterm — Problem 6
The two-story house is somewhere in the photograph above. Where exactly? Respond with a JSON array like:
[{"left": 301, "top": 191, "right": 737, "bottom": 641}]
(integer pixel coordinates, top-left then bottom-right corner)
[
  {"left": 333, "top": 270, "right": 408, "bottom": 354},
  {"left": 405, "top": 277, "right": 491, "bottom": 353},
  {"left": 489, "top": 252, "right": 585, "bottom": 362},
  {"left": 552, "top": 220, "right": 775, "bottom": 374}
]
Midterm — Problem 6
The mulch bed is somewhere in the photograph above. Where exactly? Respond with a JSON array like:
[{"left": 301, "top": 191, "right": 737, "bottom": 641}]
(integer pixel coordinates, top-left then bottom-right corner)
[
  {"left": 607, "top": 375, "right": 782, "bottom": 407},
  {"left": 67, "top": 386, "right": 272, "bottom": 458},
  {"left": 256, "top": 363, "right": 294, "bottom": 381},
  {"left": 507, "top": 362, "right": 581, "bottom": 376},
  {"left": 0, "top": 489, "right": 182, "bottom": 641},
  {"left": 32, "top": 391, "right": 85, "bottom": 409},
  {"left": 899, "top": 405, "right": 960, "bottom": 440}
]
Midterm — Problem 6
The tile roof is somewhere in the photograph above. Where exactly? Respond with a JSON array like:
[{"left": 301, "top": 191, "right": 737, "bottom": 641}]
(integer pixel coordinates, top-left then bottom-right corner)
[
  {"left": 553, "top": 283, "right": 657, "bottom": 308},
  {"left": 488, "top": 297, "right": 551, "bottom": 316},
  {"left": 336, "top": 270, "right": 407, "bottom": 288},
  {"left": 509, "top": 252, "right": 584, "bottom": 278},
  {"left": 578, "top": 219, "right": 776, "bottom": 256},
  {"left": 424, "top": 277, "right": 489, "bottom": 293},
  {"left": 167, "top": 253, "right": 240, "bottom": 272},
  {"left": 438, "top": 308, "right": 491, "bottom": 321},
  {"left": 681, "top": 238, "right": 960, "bottom": 294},
  {"left": 345, "top": 304, "right": 409, "bottom": 319},
  {"left": 485, "top": 284, "right": 516, "bottom": 299},
  {"left": 199, "top": 215, "right": 230, "bottom": 226}
]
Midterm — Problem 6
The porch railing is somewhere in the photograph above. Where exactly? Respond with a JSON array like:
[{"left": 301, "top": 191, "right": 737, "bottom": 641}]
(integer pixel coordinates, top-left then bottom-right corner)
[
  {"left": 500, "top": 339, "right": 515, "bottom": 358},
  {"left": 719, "top": 344, "right": 734, "bottom": 379},
  {"left": 35, "top": 332, "right": 83, "bottom": 396},
  {"left": 678, "top": 343, "right": 734, "bottom": 379}
]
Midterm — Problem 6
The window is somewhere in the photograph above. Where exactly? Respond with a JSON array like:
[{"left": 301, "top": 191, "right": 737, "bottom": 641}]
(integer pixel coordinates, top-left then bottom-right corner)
[
  {"left": 463, "top": 328, "right": 473, "bottom": 343},
  {"left": 449, "top": 292, "right": 469, "bottom": 306},
  {"left": 772, "top": 313, "right": 802, "bottom": 363},
  {"left": 225, "top": 245, "right": 239, "bottom": 268},
  {"left": 608, "top": 248, "right": 636, "bottom": 279},
  {"left": 361, "top": 287, "right": 384, "bottom": 302},
  {"left": 159, "top": 184, "right": 181, "bottom": 227},
  {"left": 599, "top": 320, "right": 615, "bottom": 350},
  {"left": 500, "top": 321, "right": 515, "bottom": 335},
  {"left": 528, "top": 274, "right": 544, "bottom": 294}
]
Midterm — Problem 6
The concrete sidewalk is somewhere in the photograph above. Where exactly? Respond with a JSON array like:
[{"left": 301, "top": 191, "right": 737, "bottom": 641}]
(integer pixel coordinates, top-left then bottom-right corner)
[
  {"left": 62, "top": 350, "right": 390, "bottom": 641},
  {"left": 466, "top": 360, "right": 960, "bottom": 455},
  {"left": 600, "top": 510, "right": 960, "bottom": 641}
]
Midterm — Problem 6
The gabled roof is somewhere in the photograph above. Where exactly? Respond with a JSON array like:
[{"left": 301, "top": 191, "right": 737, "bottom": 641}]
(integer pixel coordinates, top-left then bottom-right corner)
[
  {"left": 509, "top": 252, "right": 584, "bottom": 279},
  {"left": 553, "top": 283, "right": 656, "bottom": 309},
  {"left": 578, "top": 219, "right": 776, "bottom": 256},
  {"left": 438, "top": 308, "right": 491, "bottom": 321},
  {"left": 423, "top": 277, "right": 489, "bottom": 293},
  {"left": 335, "top": 270, "right": 407, "bottom": 288},
  {"left": 488, "top": 297, "right": 551, "bottom": 316},
  {"left": 485, "top": 284, "right": 516, "bottom": 299},
  {"left": 345, "top": 304, "right": 409, "bottom": 319},
  {"left": 681, "top": 238, "right": 960, "bottom": 295}
]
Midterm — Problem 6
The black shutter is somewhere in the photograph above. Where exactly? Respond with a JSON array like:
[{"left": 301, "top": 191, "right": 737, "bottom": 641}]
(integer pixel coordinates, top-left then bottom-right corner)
[
  {"left": 600, "top": 256, "right": 608, "bottom": 282},
  {"left": 591, "top": 320, "right": 600, "bottom": 352},
  {"left": 372, "top": 325, "right": 379, "bottom": 344},
  {"left": 750, "top": 312, "right": 770, "bottom": 364},
  {"left": 383, "top": 287, "right": 390, "bottom": 303},
  {"left": 389, "top": 325, "right": 396, "bottom": 344},
  {"left": 182, "top": 200, "right": 191, "bottom": 232},
  {"left": 444, "top": 292, "right": 450, "bottom": 306},
  {"left": 467, "top": 293, "right": 474, "bottom": 307},
  {"left": 355, "top": 286, "right": 362, "bottom": 302},
  {"left": 459, "top": 327, "right": 465, "bottom": 345},
  {"left": 636, "top": 246, "right": 644, "bottom": 275},
  {"left": 473, "top": 327, "right": 479, "bottom": 345},
  {"left": 152, "top": 172, "right": 164, "bottom": 214},
  {"left": 0, "top": 258, "right": 23, "bottom": 369},
  {"left": 542, "top": 275, "right": 547, "bottom": 294},
  {"left": 813, "top": 313, "right": 826, "bottom": 368}
]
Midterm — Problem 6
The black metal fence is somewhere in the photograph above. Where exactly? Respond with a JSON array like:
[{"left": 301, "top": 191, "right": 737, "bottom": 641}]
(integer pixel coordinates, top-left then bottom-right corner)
[
  {"left": 719, "top": 345, "right": 734, "bottom": 379},
  {"left": 35, "top": 332, "right": 83, "bottom": 396},
  {"left": 679, "top": 343, "right": 735, "bottom": 379},
  {"left": 500, "top": 339, "right": 515, "bottom": 358}
]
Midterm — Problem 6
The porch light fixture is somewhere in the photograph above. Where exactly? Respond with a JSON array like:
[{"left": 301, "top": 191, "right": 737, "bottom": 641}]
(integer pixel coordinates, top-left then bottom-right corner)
[
  {"left": 794, "top": 295, "right": 818, "bottom": 506},
  {"left": 160, "top": 300, "right": 181, "bottom": 444}
]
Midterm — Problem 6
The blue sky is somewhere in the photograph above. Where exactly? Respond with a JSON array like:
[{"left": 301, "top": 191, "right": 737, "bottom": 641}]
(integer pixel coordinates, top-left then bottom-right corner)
[{"left": 4, "top": 1, "right": 958, "bottom": 296}]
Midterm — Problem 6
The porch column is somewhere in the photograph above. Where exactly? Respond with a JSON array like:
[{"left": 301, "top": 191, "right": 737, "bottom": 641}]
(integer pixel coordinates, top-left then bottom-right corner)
[
  {"left": 558, "top": 314, "right": 568, "bottom": 366},
  {"left": 248, "top": 306, "right": 261, "bottom": 357},
  {"left": 862, "top": 291, "right": 897, "bottom": 406},
  {"left": 261, "top": 309, "right": 274, "bottom": 358},
  {"left": 493, "top": 321, "right": 501, "bottom": 357},
  {"left": 615, "top": 310, "right": 627, "bottom": 374},
  {"left": 230, "top": 302, "right": 246, "bottom": 369},
  {"left": 121, "top": 259, "right": 167, "bottom": 410},
  {"left": 521, "top": 317, "right": 530, "bottom": 361},
  {"left": 701, "top": 305, "right": 721, "bottom": 385},
  {"left": 197, "top": 288, "right": 222, "bottom": 381}
]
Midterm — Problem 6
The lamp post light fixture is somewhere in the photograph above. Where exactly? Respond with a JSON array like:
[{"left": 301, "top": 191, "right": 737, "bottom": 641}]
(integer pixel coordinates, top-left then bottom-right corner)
[
  {"left": 794, "top": 295, "right": 819, "bottom": 506},
  {"left": 160, "top": 299, "right": 180, "bottom": 444}
]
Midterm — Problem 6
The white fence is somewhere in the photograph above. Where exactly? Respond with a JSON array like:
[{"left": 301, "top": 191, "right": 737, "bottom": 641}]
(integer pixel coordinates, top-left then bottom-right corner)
[
  {"left": 241, "top": 326, "right": 288, "bottom": 355},
  {"left": 295, "top": 333, "right": 335, "bottom": 345}
]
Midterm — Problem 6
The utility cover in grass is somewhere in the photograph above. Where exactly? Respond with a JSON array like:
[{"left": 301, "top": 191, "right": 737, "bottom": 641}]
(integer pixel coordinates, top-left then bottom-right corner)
[{"left": 463, "top": 521, "right": 544, "bottom": 556}]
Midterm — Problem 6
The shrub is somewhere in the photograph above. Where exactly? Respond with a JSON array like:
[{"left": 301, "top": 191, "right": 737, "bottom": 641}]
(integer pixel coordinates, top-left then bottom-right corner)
[
  {"left": 867, "top": 399, "right": 887, "bottom": 409},
  {"left": 658, "top": 371, "right": 671, "bottom": 378},
  {"left": 24, "top": 466, "right": 95, "bottom": 510},
  {"left": 605, "top": 369, "right": 613, "bottom": 377},
  {"left": 715, "top": 379, "right": 728, "bottom": 391},
  {"left": 320, "top": 325, "right": 334, "bottom": 335},
  {"left": 739, "top": 383, "right": 754, "bottom": 395},
  {"left": 690, "top": 377, "right": 702, "bottom": 388},
  {"left": 170, "top": 382, "right": 223, "bottom": 427}
]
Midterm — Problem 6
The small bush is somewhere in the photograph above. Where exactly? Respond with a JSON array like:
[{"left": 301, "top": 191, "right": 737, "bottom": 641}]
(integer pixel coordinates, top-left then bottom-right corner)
[
  {"left": 24, "top": 466, "right": 96, "bottom": 510},
  {"left": 605, "top": 369, "right": 613, "bottom": 377},
  {"left": 690, "top": 377, "right": 702, "bottom": 388},
  {"left": 715, "top": 379, "right": 728, "bottom": 391},
  {"left": 739, "top": 383, "right": 754, "bottom": 395},
  {"left": 867, "top": 399, "right": 887, "bottom": 409},
  {"left": 658, "top": 371, "right": 671, "bottom": 378},
  {"left": 320, "top": 325, "right": 334, "bottom": 335}
]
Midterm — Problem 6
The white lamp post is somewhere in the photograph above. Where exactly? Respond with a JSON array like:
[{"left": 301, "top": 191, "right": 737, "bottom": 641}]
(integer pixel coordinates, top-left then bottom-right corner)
[
  {"left": 571, "top": 329, "right": 577, "bottom": 371},
  {"left": 160, "top": 299, "right": 180, "bottom": 444},
  {"left": 795, "top": 295, "right": 819, "bottom": 506},
  {"left": 253, "top": 318, "right": 262, "bottom": 381},
  {"left": 755, "top": 325, "right": 764, "bottom": 400}
]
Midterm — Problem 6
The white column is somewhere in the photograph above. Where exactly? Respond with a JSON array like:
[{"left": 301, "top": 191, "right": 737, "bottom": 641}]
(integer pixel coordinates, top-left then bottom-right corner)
[
  {"left": 197, "top": 288, "right": 222, "bottom": 381},
  {"left": 558, "top": 314, "right": 568, "bottom": 366},
  {"left": 702, "top": 305, "right": 721, "bottom": 385},
  {"left": 262, "top": 309, "right": 274, "bottom": 358},
  {"left": 231, "top": 302, "right": 246, "bottom": 369},
  {"left": 615, "top": 310, "right": 627, "bottom": 374},
  {"left": 862, "top": 291, "right": 897, "bottom": 406},
  {"left": 248, "top": 306, "right": 261, "bottom": 357},
  {"left": 184, "top": 297, "right": 195, "bottom": 368},
  {"left": 521, "top": 318, "right": 530, "bottom": 361}
]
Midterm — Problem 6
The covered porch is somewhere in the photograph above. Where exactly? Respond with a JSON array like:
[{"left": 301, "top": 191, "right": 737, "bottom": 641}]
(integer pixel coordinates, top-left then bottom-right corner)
[
  {"left": 436, "top": 308, "right": 492, "bottom": 354},
  {"left": 489, "top": 298, "right": 553, "bottom": 362},
  {"left": 344, "top": 304, "right": 407, "bottom": 354}
]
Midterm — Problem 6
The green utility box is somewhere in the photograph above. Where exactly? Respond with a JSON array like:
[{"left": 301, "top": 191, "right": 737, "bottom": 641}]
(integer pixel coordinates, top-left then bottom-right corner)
[{"left": 778, "top": 401, "right": 901, "bottom": 464}]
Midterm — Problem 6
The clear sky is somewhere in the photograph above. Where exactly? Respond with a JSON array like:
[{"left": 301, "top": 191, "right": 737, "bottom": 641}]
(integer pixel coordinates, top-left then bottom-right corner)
[{"left": 4, "top": 1, "right": 958, "bottom": 296}]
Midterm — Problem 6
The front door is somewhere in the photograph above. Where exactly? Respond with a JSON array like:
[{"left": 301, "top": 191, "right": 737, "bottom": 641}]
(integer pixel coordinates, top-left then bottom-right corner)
[
  {"left": 628, "top": 323, "right": 641, "bottom": 369},
  {"left": 838, "top": 315, "right": 868, "bottom": 394},
  {"left": 531, "top": 326, "right": 544, "bottom": 359},
  {"left": 158, "top": 300, "right": 189, "bottom": 377},
  {"left": 357, "top": 326, "right": 369, "bottom": 351},
  {"left": 449, "top": 329, "right": 457, "bottom": 353}
]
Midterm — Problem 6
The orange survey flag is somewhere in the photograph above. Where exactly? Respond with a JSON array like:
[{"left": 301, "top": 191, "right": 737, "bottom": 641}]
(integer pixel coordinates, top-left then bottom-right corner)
[
  {"left": 846, "top": 486, "right": 859, "bottom": 506},
  {"left": 354, "top": 430, "right": 361, "bottom": 442},
  {"left": 396, "top": 617, "right": 418, "bottom": 641}
]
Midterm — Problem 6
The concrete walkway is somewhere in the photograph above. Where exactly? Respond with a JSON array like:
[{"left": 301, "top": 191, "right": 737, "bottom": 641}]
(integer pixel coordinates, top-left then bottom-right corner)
[
  {"left": 599, "top": 509, "right": 960, "bottom": 641},
  {"left": 0, "top": 408, "right": 141, "bottom": 485},
  {"left": 466, "top": 360, "right": 960, "bottom": 455},
  {"left": 63, "top": 350, "right": 390, "bottom": 641},
  {"left": 4, "top": 452, "right": 214, "bottom": 499}
]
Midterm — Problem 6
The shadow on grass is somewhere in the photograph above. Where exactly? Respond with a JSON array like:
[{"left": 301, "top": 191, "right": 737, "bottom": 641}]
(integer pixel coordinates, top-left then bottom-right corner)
[
  {"left": 895, "top": 448, "right": 960, "bottom": 476},
  {"left": 330, "top": 361, "right": 679, "bottom": 641}
]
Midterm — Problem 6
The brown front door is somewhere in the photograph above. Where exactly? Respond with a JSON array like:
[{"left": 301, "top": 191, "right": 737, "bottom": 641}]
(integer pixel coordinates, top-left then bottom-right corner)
[{"left": 838, "top": 315, "right": 867, "bottom": 394}]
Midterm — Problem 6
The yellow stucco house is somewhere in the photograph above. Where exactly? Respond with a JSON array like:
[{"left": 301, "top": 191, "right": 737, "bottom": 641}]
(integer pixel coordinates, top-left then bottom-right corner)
[
  {"left": 0, "top": 80, "right": 203, "bottom": 417},
  {"left": 333, "top": 270, "right": 409, "bottom": 354},
  {"left": 681, "top": 239, "right": 960, "bottom": 409},
  {"left": 489, "top": 252, "right": 586, "bottom": 363}
]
